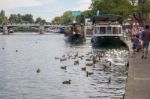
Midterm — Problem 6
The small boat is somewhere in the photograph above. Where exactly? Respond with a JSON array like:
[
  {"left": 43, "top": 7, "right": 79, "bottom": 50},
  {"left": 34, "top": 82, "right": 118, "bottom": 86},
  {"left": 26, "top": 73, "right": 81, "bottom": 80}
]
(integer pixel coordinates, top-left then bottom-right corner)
[
  {"left": 65, "top": 23, "right": 85, "bottom": 44},
  {"left": 91, "top": 14, "right": 127, "bottom": 48},
  {"left": 66, "top": 33, "right": 85, "bottom": 44}
]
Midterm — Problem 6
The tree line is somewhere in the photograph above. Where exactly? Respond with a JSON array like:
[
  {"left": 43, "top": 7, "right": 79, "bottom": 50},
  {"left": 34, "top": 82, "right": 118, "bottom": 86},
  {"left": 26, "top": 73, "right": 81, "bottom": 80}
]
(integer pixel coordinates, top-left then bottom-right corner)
[
  {"left": 0, "top": 10, "right": 47, "bottom": 25},
  {"left": 1, "top": 0, "right": 149, "bottom": 25},
  {"left": 51, "top": 0, "right": 150, "bottom": 24}
]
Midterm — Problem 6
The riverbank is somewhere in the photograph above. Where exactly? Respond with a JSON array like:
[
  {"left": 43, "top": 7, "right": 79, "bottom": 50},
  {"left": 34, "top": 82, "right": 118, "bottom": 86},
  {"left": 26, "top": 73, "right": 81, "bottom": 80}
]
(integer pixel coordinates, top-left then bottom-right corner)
[{"left": 125, "top": 40, "right": 150, "bottom": 99}]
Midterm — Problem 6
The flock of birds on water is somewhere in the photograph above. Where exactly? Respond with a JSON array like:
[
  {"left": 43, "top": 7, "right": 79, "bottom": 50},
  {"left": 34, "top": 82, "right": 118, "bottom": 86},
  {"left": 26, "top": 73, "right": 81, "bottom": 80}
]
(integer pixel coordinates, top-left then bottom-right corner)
[
  {"left": 1, "top": 46, "right": 129, "bottom": 85},
  {"left": 39, "top": 49, "right": 128, "bottom": 85},
  {"left": 1, "top": 45, "right": 129, "bottom": 98}
]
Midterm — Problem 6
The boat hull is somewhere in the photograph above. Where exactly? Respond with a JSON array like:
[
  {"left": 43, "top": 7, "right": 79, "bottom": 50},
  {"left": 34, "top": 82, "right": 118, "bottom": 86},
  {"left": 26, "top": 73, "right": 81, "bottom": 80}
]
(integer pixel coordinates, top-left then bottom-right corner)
[
  {"left": 65, "top": 34, "right": 85, "bottom": 44},
  {"left": 91, "top": 36, "right": 127, "bottom": 48}
]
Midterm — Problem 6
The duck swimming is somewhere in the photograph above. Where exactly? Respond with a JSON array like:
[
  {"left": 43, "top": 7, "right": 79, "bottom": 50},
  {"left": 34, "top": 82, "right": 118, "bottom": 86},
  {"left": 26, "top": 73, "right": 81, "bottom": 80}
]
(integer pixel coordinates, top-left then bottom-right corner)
[
  {"left": 60, "top": 66, "right": 67, "bottom": 70},
  {"left": 86, "top": 71, "right": 94, "bottom": 77},
  {"left": 62, "top": 80, "right": 71, "bottom": 84},
  {"left": 36, "top": 68, "right": 40, "bottom": 73}
]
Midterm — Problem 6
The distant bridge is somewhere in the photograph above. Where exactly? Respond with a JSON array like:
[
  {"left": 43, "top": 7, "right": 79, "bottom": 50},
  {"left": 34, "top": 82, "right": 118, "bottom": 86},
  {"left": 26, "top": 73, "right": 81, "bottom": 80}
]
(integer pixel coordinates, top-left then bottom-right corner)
[{"left": 0, "top": 24, "right": 70, "bottom": 34}]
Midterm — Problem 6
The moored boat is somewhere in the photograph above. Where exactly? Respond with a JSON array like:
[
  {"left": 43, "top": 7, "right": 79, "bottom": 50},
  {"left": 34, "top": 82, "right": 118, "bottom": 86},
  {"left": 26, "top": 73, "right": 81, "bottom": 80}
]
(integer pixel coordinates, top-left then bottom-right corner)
[
  {"left": 65, "top": 23, "right": 85, "bottom": 44},
  {"left": 91, "top": 14, "right": 127, "bottom": 47}
]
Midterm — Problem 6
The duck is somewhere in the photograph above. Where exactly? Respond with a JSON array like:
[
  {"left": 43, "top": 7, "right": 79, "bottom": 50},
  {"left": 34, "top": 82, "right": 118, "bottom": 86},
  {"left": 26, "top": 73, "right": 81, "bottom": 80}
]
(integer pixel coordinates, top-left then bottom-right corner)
[
  {"left": 60, "top": 66, "right": 67, "bottom": 70},
  {"left": 36, "top": 68, "right": 40, "bottom": 73},
  {"left": 86, "top": 71, "right": 94, "bottom": 77},
  {"left": 108, "top": 77, "right": 111, "bottom": 84},
  {"left": 74, "top": 60, "right": 79, "bottom": 65},
  {"left": 55, "top": 57, "right": 59, "bottom": 60},
  {"left": 86, "top": 58, "right": 91, "bottom": 61},
  {"left": 60, "top": 58, "right": 67, "bottom": 61},
  {"left": 81, "top": 67, "right": 86, "bottom": 71},
  {"left": 16, "top": 50, "right": 18, "bottom": 52},
  {"left": 62, "top": 80, "right": 71, "bottom": 84},
  {"left": 86, "top": 63, "right": 93, "bottom": 66},
  {"left": 2, "top": 48, "right": 5, "bottom": 50}
]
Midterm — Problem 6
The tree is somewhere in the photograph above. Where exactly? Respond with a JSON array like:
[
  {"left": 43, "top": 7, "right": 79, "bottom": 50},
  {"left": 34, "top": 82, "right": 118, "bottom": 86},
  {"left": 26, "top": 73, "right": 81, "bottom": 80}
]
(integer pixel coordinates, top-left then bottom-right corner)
[
  {"left": 51, "top": 16, "right": 62, "bottom": 24},
  {"left": 138, "top": 0, "right": 150, "bottom": 19},
  {"left": 90, "top": 0, "right": 133, "bottom": 21},
  {"left": 17, "top": 14, "right": 22, "bottom": 23},
  {"left": 9, "top": 14, "right": 18, "bottom": 24},
  {"left": 0, "top": 10, "right": 6, "bottom": 24},
  {"left": 52, "top": 11, "right": 73, "bottom": 24},
  {"left": 22, "top": 14, "right": 34, "bottom": 23},
  {"left": 2, "top": 17, "right": 8, "bottom": 25},
  {"left": 81, "top": 10, "right": 94, "bottom": 18},
  {"left": 35, "top": 17, "right": 42, "bottom": 24},
  {"left": 62, "top": 11, "right": 73, "bottom": 24}
]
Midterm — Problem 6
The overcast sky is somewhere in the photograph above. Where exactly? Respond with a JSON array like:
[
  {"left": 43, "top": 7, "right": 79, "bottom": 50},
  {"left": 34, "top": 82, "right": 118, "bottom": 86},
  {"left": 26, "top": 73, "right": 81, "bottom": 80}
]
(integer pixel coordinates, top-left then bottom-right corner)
[{"left": 0, "top": 0, "right": 91, "bottom": 22}]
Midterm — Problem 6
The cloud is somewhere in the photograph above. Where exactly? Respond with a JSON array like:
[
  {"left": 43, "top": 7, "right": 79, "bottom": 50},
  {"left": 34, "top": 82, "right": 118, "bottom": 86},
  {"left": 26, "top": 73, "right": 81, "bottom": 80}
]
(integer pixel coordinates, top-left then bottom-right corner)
[
  {"left": 0, "top": 0, "right": 42, "bottom": 10},
  {"left": 0, "top": 0, "right": 91, "bottom": 21},
  {"left": 73, "top": 0, "right": 91, "bottom": 11}
]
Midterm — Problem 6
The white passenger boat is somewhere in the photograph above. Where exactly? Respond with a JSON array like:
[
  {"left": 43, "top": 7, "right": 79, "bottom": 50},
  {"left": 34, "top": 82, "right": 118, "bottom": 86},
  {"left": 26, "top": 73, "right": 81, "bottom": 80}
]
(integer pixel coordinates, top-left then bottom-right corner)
[{"left": 91, "top": 14, "right": 127, "bottom": 47}]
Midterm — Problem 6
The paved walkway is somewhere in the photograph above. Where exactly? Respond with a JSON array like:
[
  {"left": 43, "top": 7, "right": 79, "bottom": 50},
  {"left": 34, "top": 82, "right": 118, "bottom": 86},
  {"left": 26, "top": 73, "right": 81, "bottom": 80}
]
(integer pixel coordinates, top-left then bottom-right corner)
[{"left": 125, "top": 41, "right": 150, "bottom": 99}]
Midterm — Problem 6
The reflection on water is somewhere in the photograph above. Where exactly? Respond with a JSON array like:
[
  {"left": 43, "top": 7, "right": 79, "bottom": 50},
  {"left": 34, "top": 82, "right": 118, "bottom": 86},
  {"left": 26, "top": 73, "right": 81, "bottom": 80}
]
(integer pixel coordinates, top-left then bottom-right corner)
[{"left": 0, "top": 33, "right": 129, "bottom": 99}]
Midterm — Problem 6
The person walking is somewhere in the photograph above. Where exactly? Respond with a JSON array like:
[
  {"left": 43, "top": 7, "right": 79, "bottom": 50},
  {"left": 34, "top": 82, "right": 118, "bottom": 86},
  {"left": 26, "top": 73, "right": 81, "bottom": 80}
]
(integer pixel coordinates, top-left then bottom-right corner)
[{"left": 141, "top": 25, "right": 150, "bottom": 59}]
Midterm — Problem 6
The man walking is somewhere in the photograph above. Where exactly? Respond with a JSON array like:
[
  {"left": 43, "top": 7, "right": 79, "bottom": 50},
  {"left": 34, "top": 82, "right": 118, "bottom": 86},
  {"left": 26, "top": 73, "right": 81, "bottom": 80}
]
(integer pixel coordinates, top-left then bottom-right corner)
[{"left": 141, "top": 25, "right": 150, "bottom": 59}]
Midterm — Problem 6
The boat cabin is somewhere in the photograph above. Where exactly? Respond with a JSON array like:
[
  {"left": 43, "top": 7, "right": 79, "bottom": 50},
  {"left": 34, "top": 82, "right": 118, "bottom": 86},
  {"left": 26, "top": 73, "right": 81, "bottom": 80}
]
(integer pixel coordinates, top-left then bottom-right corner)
[
  {"left": 92, "top": 14, "right": 123, "bottom": 37},
  {"left": 91, "top": 14, "right": 127, "bottom": 47},
  {"left": 93, "top": 22, "right": 123, "bottom": 37}
]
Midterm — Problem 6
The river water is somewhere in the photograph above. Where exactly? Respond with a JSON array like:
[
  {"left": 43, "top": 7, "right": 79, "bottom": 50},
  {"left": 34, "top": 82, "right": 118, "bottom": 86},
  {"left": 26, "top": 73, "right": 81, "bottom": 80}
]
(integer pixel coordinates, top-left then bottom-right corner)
[{"left": 0, "top": 32, "right": 129, "bottom": 99}]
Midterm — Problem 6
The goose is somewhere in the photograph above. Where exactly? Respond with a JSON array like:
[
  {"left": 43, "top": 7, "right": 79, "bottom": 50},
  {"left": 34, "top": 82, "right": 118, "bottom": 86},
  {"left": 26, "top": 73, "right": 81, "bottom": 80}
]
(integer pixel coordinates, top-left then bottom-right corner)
[
  {"left": 36, "top": 68, "right": 40, "bottom": 73},
  {"left": 74, "top": 60, "right": 79, "bottom": 65},
  {"left": 86, "top": 58, "right": 91, "bottom": 61},
  {"left": 55, "top": 57, "right": 59, "bottom": 60},
  {"left": 62, "top": 80, "right": 71, "bottom": 84},
  {"left": 108, "top": 77, "right": 111, "bottom": 84},
  {"left": 60, "top": 66, "right": 67, "bottom": 70},
  {"left": 81, "top": 67, "right": 86, "bottom": 71},
  {"left": 86, "top": 71, "right": 94, "bottom": 77},
  {"left": 86, "top": 63, "right": 93, "bottom": 66},
  {"left": 60, "top": 58, "right": 67, "bottom": 61}
]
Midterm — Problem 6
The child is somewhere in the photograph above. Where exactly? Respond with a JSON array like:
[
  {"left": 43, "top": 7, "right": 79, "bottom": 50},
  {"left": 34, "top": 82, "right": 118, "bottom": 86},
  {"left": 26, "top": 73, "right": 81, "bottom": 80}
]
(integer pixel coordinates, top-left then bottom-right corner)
[{"left": 131, "top": 34, "right": 141, "bottom": 53}]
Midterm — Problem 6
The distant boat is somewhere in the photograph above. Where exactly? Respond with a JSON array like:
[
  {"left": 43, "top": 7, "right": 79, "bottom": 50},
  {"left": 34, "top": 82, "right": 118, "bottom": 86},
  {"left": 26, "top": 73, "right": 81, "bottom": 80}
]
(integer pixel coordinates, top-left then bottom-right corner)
[
  {"left": 91, "top": 14, "right": 127, "bottom": 47},
  {"left": 8, "top": 29, "right": 14, "bottom": 33},
  {"left": 66, "top": 33, "right": 85, "bottom": 44},
  {"left": 65, "top": 23, "right": 85, "bottom": 44}
]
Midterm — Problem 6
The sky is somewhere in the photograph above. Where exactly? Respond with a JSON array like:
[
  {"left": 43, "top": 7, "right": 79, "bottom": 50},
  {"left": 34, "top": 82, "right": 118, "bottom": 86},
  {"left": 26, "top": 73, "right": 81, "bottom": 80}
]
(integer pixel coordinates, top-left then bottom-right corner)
[{"left": 0, "top": 0, "right": 91, "bottom": 22}]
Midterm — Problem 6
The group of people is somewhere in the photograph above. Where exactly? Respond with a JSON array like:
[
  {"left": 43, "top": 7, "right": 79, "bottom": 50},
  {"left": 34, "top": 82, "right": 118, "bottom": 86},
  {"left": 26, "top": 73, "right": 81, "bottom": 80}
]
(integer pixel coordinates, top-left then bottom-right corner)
[{"left": 131, "top": 25, "right": 150, "bottom": 59}]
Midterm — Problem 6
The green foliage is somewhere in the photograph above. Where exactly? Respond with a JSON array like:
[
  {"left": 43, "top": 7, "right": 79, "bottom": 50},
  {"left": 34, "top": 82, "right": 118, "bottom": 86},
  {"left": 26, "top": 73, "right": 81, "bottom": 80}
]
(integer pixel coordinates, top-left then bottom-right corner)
[
  {"left": 51, "top": 16, "right": 63, "bottom": 24},
  {"left": 62, "top": 11, "right": 73, "bottom": 24},
  {"left": 35, "top": 17, "right": 42, "bottom": 24},
  {"left": 35, "top": 17, "right": 46, "bottom": 24},
  {"left": 21, "top": 14, "right": 34, "bottom": 23},
  {"left": 51, "top": 11, "right": 73, "bottom": 24},
  {"left": 81, "top": 10, "right": 94, "bottom": 18},
  {"left": 137, "top": 0, "right": 150, "bottom": 19},
  {"left": 9, "top": 14, "right": 18, "bottom": 23},
  {"left": 0, "top": 10, "right": 7, "bottom": 24},
  {"left": 90, "top": 0, "right": 134, "bottom": 21}
]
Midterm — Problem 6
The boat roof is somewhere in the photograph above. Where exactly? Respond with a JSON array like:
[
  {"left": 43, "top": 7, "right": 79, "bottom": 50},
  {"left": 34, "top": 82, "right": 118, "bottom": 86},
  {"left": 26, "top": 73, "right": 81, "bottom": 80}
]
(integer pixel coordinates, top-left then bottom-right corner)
[{"left": 92, "top": 14, "right": 123, "bottom": 24}]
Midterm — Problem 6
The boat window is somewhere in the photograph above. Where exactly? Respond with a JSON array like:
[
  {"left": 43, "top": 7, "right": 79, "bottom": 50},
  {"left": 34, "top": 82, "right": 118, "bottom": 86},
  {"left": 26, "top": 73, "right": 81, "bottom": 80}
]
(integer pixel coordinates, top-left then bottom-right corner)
[
  {"left": 95, "top": 27, "right": 100, "bottom": 34},
  {"left": 113, "top": 27, "right": 121, "bottom": 34},
  {"left": 107, "top": 27, "right": 112, "bottom": 34},
  {"left": 100, "top": 27, "right": 106, "bottom": 34},
  {"left": 113, "top": 27, "right": 118, "bottom": 34}
]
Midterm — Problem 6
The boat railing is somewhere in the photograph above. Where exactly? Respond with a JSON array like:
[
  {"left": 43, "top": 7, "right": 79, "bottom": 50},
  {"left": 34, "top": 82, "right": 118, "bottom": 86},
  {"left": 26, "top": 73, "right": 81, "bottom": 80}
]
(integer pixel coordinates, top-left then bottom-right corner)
[{"left": 93, "top": 24, "right": 123, "bottom": 36}]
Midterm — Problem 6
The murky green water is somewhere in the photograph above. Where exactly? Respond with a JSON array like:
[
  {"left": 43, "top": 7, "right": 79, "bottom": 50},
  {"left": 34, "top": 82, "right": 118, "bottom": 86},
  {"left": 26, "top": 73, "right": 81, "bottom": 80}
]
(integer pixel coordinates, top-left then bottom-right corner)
[{"left": 0, "top": 32, "right": 129, "bottom": 99}]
